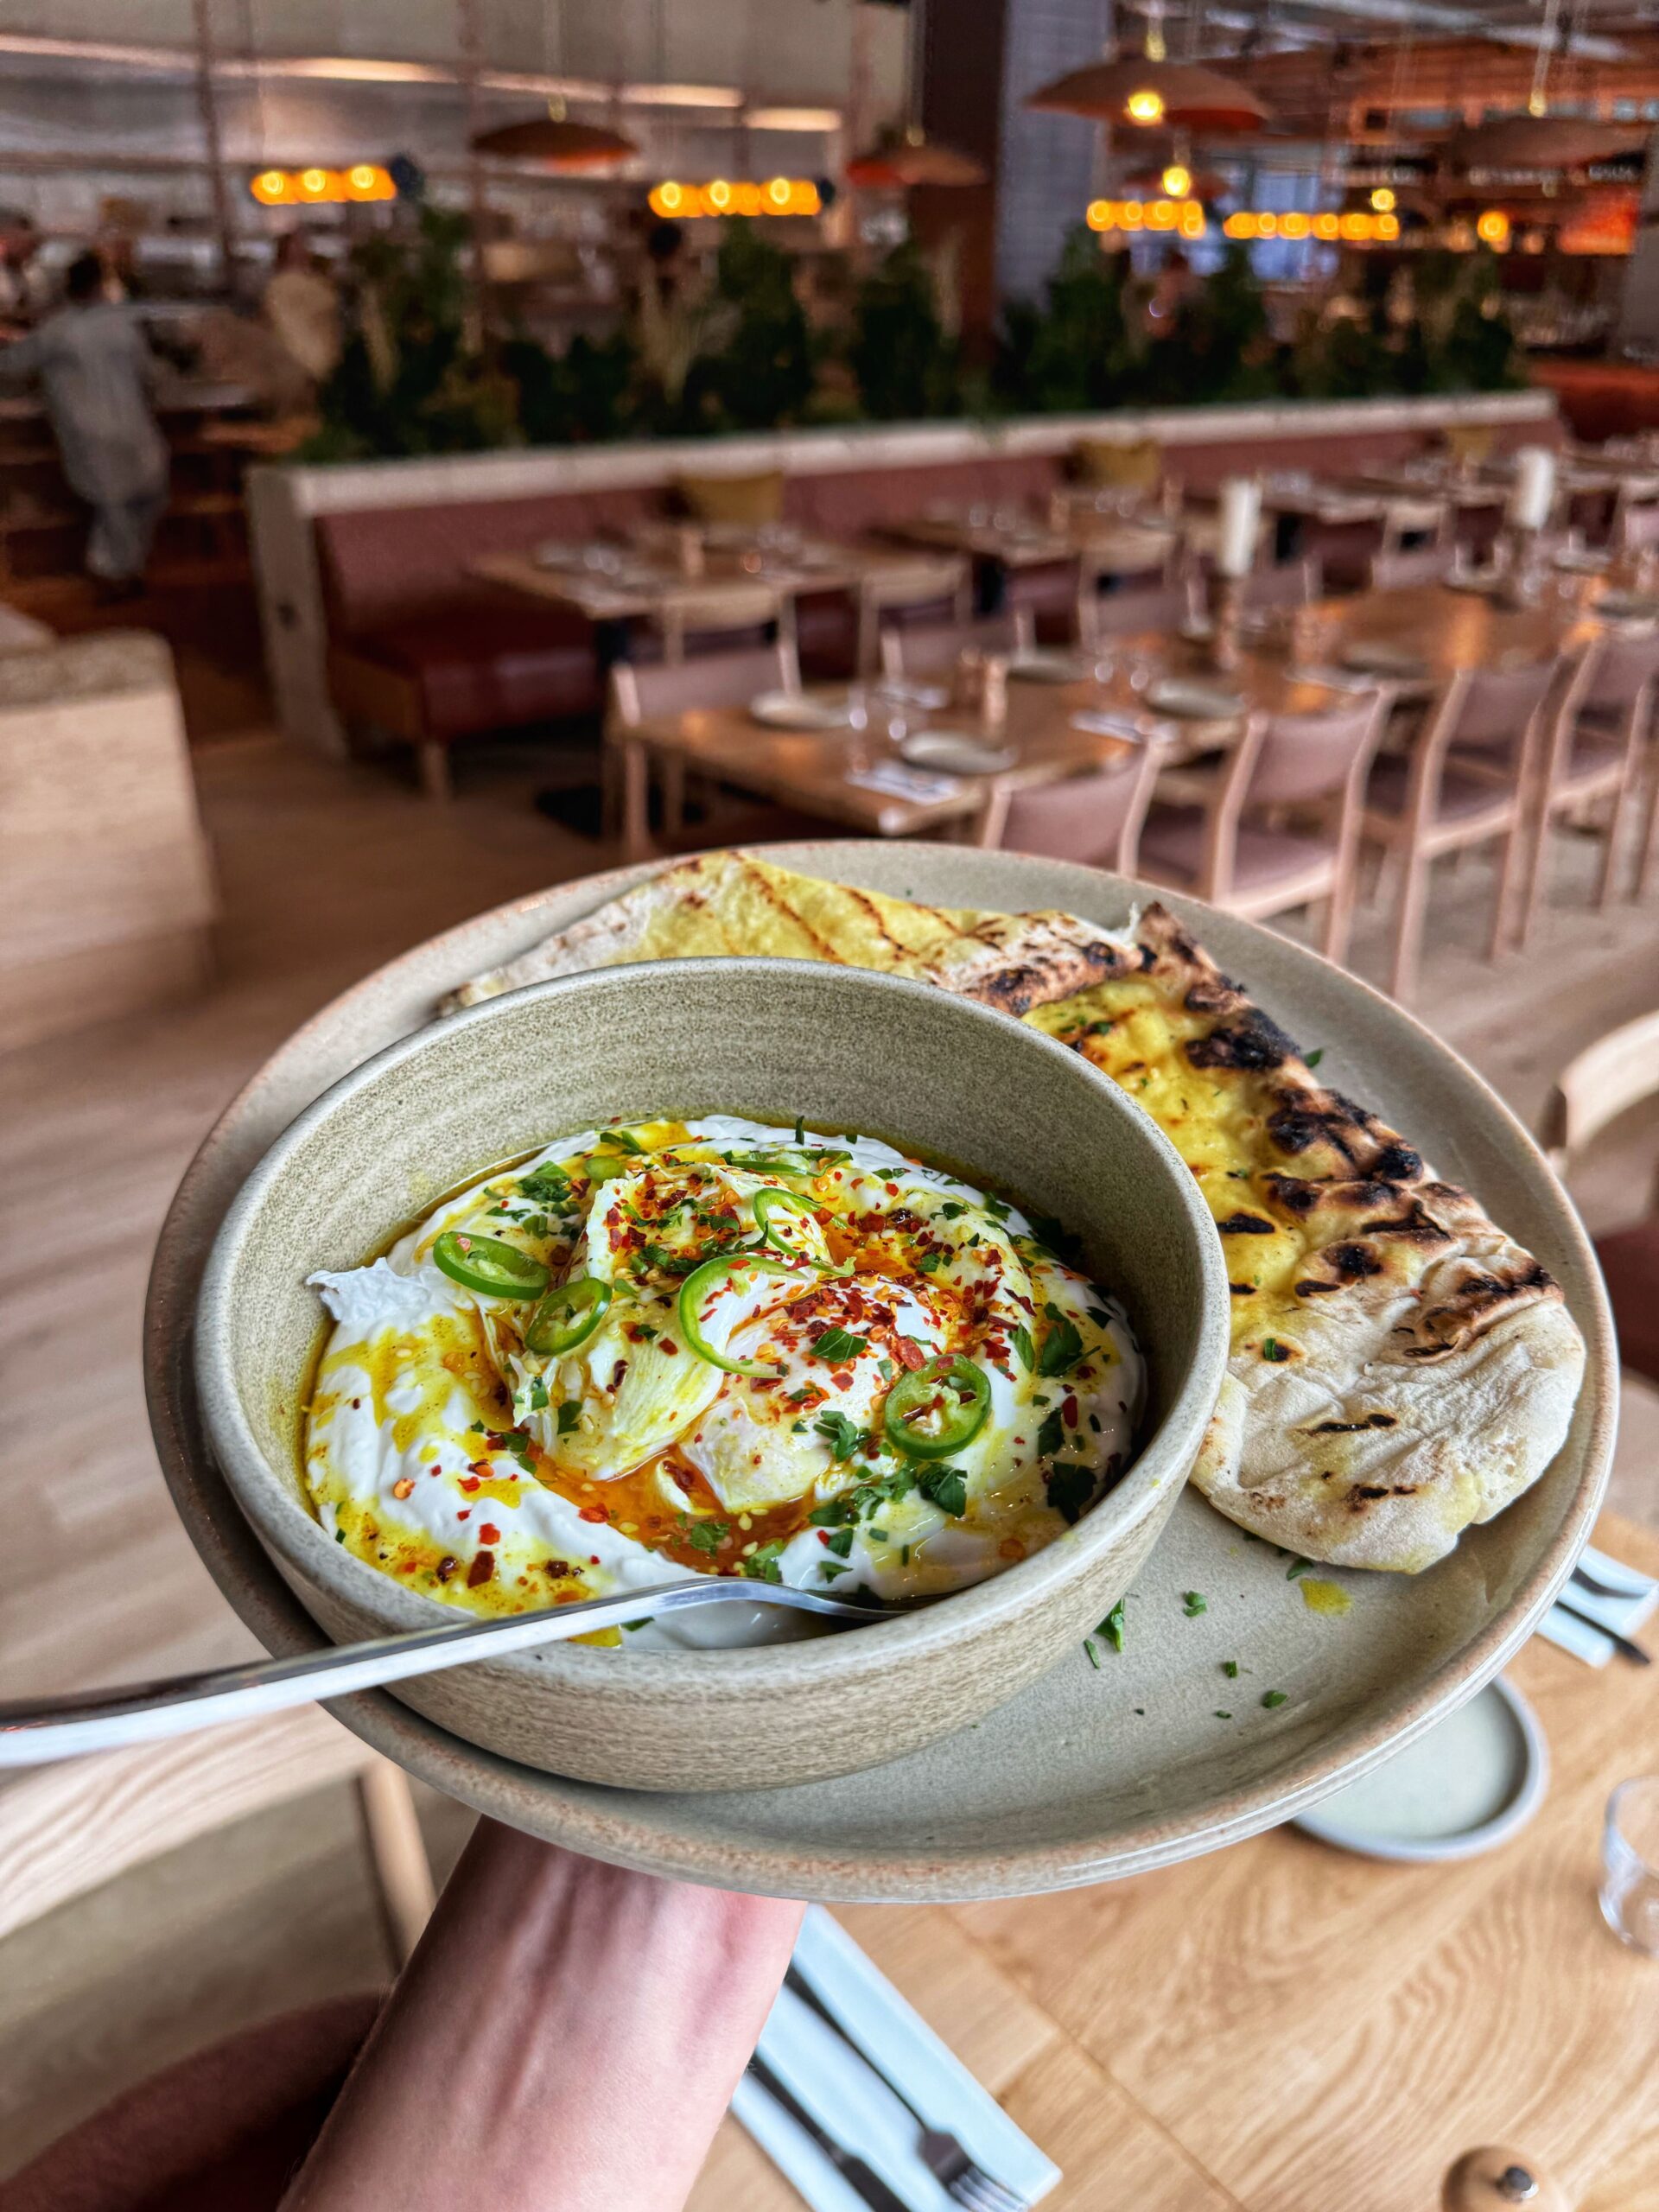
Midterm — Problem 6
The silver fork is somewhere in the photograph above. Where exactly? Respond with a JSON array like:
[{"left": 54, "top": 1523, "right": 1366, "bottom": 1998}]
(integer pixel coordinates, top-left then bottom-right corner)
[{"left": 785, "top": 1966, "right": 1027, "bottom": 2212}]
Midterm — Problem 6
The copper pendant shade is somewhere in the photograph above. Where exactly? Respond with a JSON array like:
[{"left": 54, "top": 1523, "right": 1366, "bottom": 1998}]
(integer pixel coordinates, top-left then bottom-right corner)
[
  {"left": 845, "top": 126, "right": 988, "bottom": 189},
  {"left": 1122, "top": 162, "right": 1229, "bottom": 202},
  {"left": 1027, "top": 58, "right": 1268, "bottom": 134},
  {"left": 1441, "top": 114, "right": 1649, "bottom": 175},
  {"left": 470, "top": 114, "right": 638, "bottom": 169}
]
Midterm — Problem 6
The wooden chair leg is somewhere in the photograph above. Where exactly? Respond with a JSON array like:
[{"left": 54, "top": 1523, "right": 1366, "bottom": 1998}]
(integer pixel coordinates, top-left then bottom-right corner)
[
  {"left": 355, "top": 1758, "right": 436, "bottom": 1968},
  {"left": 1387, "top": 845, "right": 1430, "bottom": 1004},
  {"left": 1323, "top": 865, "right": 1357, "bottom": 967},
  {"left": 1512, "top": 803, "right": 1551, "bottom": 950},
  {"left": 416, "top": 740, "right": 451, "bottom": 803},
  {"left": 661, "top": 754, "right": 687, "bottom": 840},
  {"left": 1638, "top": 766, "right": 1659, "bottom": 899},
  {"left": 1598, "top": 777, "right": 1636, "bottom": 906},
  {"left": 1489, "top": 823, "right": 1526, "bottom": 960}
]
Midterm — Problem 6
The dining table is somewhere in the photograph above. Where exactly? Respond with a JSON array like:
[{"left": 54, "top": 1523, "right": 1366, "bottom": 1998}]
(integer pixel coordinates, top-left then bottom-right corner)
[
  {"left": 608, "top": 574, "right": 1633, "bottom": 865},
  {"left": 471, "top": 537, "right": 878, "bottom": 634}
]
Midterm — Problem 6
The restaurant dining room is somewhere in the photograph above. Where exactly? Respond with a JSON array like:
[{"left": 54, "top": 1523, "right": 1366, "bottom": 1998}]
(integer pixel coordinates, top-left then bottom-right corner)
[{"left": 4, "top": 0, "right": 1659, "bottom": 2207}]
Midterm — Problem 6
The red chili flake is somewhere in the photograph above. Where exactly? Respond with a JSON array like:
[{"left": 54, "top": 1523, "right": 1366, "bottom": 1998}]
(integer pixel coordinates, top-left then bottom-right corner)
[
  {"left": 894, "top": 1338, "right": 926, "bottom": 1371},
  {"left": 467, "top": 1550, "right": 495, "bottom": 1588},
  {"left": 460, "top": 1474, "right": 482, "bottom": 1493},
  {"left": 818, "top": 1529, "right": 831, "bottom": 1545},
  {"left": 457, "top": 1508, "right": 471, "bottom": 1521},
  {"left": 396, "top": 1558, "right": 416, "bottom": 1573},
  {"left": 579, "top": 1505, "right": 609, "bottom": 1525},
  {"left": 1063, "top": 1395, "right": 1078, "bottom": 1427},
  {"left": 351, "top": 1398, "right": 362, "bottom": 1409},
  {"left": 588, "top": 1554, "right": 601, "bottom": 1565},
  {"left": 661, "top": 1340, "right": 678, "bottom": 1356},
  {"left": 479, "top": 1522, "right": 501, "bottom": 1544},
  {"left": 391, "top": 1477, "right": 416, "bottom": 1500},
  {"left": 885, "top": 1182, "right": 899, "bottom": 1196}
]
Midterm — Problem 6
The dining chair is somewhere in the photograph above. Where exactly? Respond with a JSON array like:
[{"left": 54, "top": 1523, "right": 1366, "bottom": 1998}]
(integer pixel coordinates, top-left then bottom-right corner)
[
  {"left": 855, "top": 554, "right": 971, "bottom": 675},
  {"left": 1241, "top": 556, "right": 1321, "bottom": 610},
  {"left": 1515, "top": 631, "right": 1659, "bottom": 936},
  {"left": 1541, "top": 1008, "right": 1659, "bottom": 1386},
  {"left": 1358, "top": 656, "right": 1562, "bottom": 1002},
  {"left": 1615, "top": 497, "right": 1659, "bottom": 559},
  {"left": 1369, "top": 538, "right": 1459, "bottom": 590},
  {"left": 609, "top": 640, "right": 799, "bottom": 840},
  {"left": 1084, "top": 573, "right": 1200, "bottom": 645},
  {"left": 975, "top": 735, "right": 1166, "bottom": 873},
  {"left": 1377, "top": 495, "right": 1450, "bottom": 556},
  {"left": 650, "top": 581, "right": 792, "bottom": 666},
  {"left": 1136, "top": 694, "right": 1388, "bottom": 963},
  {"left": 878, "top": 608, "right": 1032, "bottom": 681}
]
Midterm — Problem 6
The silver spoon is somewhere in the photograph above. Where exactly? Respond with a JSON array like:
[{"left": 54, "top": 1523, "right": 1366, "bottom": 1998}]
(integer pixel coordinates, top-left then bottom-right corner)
[{"left": 0, "top": 1580, "right": 916, "bottom": 1769}]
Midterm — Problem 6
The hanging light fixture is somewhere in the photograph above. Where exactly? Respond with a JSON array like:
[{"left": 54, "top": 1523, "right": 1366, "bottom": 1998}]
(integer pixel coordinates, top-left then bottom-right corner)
[
  {"left": 1441, "top": 114, "right": 1649, "bottom": 174},
  {"left": 1027, "top": 55, "right": 1268, "bottom": 135},
  {"left": 470, "top": 95, "right": 637, "bottom": 169},
  {"left": 845, "top": 0, "right": 987, "bottom": 189}
]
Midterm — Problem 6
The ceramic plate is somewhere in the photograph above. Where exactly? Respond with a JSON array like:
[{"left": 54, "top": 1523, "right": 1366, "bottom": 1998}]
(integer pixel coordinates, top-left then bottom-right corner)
[
  {"left": 1008, "top": 651, "right": 1091, "bottom": 684},
  {"left": 1594, "top": 592, "right": 1659, "bottom": 625},
  {"left": 749, "top": 690, "right": 854, "bottom": 732},
  {"left": 899, "top": 729, "right": 1019, "bottom": 774},
  {"left": 1292, "top": 1676, "right": 1547, "bottom": 1862},
  {"left": 1340, "top": 640, "right": 1428, "bottom": 678},
  {"left": 145, "top": 845, "right": 1613, "bottom": 1903},
  {"left": 1145, "top": 677, "right": 1245, "bottom": 719}
]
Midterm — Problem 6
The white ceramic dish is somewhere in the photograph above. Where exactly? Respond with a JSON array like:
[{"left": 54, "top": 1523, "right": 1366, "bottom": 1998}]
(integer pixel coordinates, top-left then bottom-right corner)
[
  {"left": 1146, "top": 677, "right": 1246, "bottom": 718},
  {"left": 749, "top": 690, "right": 854, "bottom": 732},
  {"left": 898, "top": 729, "right": 1019, "bottom": 774},
  {"left": 1008, "top": 651, "right": 1091, "bottom": 684},
  {"left": 1292, "top": 1676, "right": 1547, "bottom": 1862}
]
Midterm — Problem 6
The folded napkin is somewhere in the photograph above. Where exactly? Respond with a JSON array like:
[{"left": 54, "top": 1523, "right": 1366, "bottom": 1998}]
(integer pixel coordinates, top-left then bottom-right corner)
[
  {"left": 1070, "top": 707, "right": 1149, "bottom": 742},
  {"left": 1538, "top": 1542, "right": 1657, "bottom": 1668},
  {"left": 733, "top": 1907, "right": 1060, "bottom": 2212},
  {"left": 846, "top": 761, "right": 966, "bottom": 804}
]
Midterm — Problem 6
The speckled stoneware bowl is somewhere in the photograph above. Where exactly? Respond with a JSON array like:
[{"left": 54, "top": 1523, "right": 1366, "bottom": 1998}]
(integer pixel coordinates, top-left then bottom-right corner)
[
  {"left": 194, "top": 958, "right": 1230, "bottom": 1795},
  {"left": 150, "top": 844, "right": 1615, "bottom": 1901}
]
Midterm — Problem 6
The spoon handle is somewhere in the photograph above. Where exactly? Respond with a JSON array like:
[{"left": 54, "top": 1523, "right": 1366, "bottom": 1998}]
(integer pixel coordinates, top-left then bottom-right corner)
[{"left": 0, "top": 1578, "right": 825, "bottom": 1768}]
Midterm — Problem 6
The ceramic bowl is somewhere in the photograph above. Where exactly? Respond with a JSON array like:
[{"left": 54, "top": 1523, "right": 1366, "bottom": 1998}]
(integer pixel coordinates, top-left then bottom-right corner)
[{"left": 195, "top": 957, "right": 1230, "bottom": 1795}]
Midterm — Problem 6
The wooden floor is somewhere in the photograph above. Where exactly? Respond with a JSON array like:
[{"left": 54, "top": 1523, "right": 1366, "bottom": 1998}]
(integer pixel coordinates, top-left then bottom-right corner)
[{"left": 2, "top": 727, "right": 1656, "bottom": 2187}]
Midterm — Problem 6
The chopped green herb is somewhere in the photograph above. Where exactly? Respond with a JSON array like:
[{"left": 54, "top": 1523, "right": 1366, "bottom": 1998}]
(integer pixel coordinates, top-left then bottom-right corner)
[
  {"left": 1213, "top": 1710, "right": 1233, "bottom": 1719},
  {"left": 622, "top": 1619, "right": 650, "bottom": 1630},
  {"left": 1182, "top": 1590, "right": 1208, "bottom": 1617},
  {"left": 810, "top": 1326, "right": 869, "bottom": 1363},
  {"left": 1084, "top": 1638, "right": 1101, "bottom": 1670},
  {"left": 1010, "top": 1324, "right": 1036, "bottom": 1373},
  {"left": 1222, "top": 1658, "right": 1240, "bottom": 1679},
  {"left": 1100, "top": 1599, "right": 1127, "bottom": 1652},
  {"left": 878, "top": 1357, "right": 894, "bottom": 1382},
  {"left": 1045, "top": 1461, "right": 1096, "bottom": 1525},
  {"left": 1262, "top": 1689, "right": 1288, "bottom": 1708},
  {"left": 528, "top": 1377, "right": 549, "bottom": 1411},
  {"left": 983, "top": 1195, "right": 1011, "bottom": 1223},
  {"left": 520, "top": 1162, "right": 571, "bottom": 1204},
  {"left": 685, "top": 1519, "right": 729, "bottom": 1555},
  {"left": 938, "top": 1200, "right": 965, "bottom": 1221},
  {"left": 1262, "top": 1337, "right": 1290, "bottom": 1363},
  {"left": 1036, "top": 1408, "right": 1065, "bottom": 1459},
  {"left": 900, "top": 1543, "right": 911, "bottom": 1566},
  {"left": 793, "top": 1115, "right": 805, "bottom": 1145},
  {"left": 335, "top": 1527, "right": 346, "bottom": 1543},
  {"left": 917, "top": 1464, "right": 969, "bottom": 1516},
  {"left": 556, "top": 1401, "right": 581, "bottom": 1436},
  {"left": 818, "top": 1560, "right": 849, "bottom": 1581},
  {"left": 742, "top": 1541, "right": 786, "bottom": 1584},
  {"left": 1286, "top": 1557, "right": 1312, "bottom": 1580},
  {"left": 814, "top": 1410, "right": 868, "bottom": 1462},
  {"left": 602, "top": 1127, "right": 646, "bottom": 1154},
  {"left": 1304, "top": 1048, "right": 1325, "bottom": 1070},
  {"left": 1037, "top": 1306, "right": 1084, "bottom": 1377},
  {"left": 823, "top": 1526, "right": 855, "bottom": 1559}
]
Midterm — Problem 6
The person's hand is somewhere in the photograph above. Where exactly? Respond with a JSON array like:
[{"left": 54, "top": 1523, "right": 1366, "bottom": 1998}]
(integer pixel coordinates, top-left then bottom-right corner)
[{"left": 284, "top": 1818, "right": 804, "bottom": 2212}]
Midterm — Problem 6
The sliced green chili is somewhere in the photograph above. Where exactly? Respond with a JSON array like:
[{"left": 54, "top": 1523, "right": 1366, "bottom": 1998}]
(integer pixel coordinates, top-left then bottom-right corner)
[
  {"left": 432, "top": 1230, "right": 550, "bottom": 1301},
  {"left": 882, "top": 1355, "right": 992, "bottom": 1460},
  {"left": 753, "top": 1186, "right": 817, "bottom": 1255},
  {"left": 725, "top": 1147, "right": 852, "bottom": 1175},
  {"left": 677, "top": 1254, "right": 793, "bottom": 1377},
  {"left": 524, "top": 1275, "right": 612, "bottom": 1356}
]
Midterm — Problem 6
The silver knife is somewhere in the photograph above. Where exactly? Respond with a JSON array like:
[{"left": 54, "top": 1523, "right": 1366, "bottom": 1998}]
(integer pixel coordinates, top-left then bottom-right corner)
[{"left": 746, "top": 2052, "right": 912, "bottom": 2212}]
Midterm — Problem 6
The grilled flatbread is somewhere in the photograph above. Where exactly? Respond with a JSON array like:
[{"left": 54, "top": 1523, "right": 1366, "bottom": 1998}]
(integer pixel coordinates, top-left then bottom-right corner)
[
  {"left": 447, "top": 857, "right": 1584, "bottom": 1571},
  {"left": 443, "top": 849, "right": 1135, "bottom": 1020},
  {"left": 1027, "top": 906, "right": 1585, "bottom": 1571}
]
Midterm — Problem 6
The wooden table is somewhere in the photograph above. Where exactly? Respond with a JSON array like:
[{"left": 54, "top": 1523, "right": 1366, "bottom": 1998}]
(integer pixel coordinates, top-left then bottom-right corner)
[
  {"left": 882, "top": 512, "right": 1079, "bottom": 570},
  {"left": 688, "top": 1510, "right": 1659, "bottom": 2212},
  {"left": 472, "top": 543, "right": 871, "bottom": 634}
]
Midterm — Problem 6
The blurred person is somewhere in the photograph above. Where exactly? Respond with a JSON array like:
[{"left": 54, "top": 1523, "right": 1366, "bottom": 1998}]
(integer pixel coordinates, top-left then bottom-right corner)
[
  {"left": 264, "top": 229, "right": 342, "bottom": 389},
  {"left": 0, "top": 249, "right": 168, "bottom": 594},
  {"left": 0, "top": 210, "right": 41, "bottom": 332}
]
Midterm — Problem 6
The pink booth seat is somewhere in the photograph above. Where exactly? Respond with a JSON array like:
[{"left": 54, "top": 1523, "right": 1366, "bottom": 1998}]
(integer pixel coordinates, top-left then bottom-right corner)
[{"left": 0, "top": 1994, "right": 382, "bottom": 2212}]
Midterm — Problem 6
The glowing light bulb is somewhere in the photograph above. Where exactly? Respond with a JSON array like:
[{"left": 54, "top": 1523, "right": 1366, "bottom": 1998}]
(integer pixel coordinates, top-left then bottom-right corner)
[
  {"left": 766, "top": 175, "right": 791, "bottom": 207},
  {"left": 707, "top": 177, "right": 732, "bottom": 210},
  {"left": 1370, "top": 187, "right": 1395, "bottom": 213},
  {"left": 1477, "top": 208, "right": 1510, "bottom": 247},
  {"left": 1161, "top": 163, "right": 1191, "bottom": 198},
  {"left": 1126, "top": 88, "right": 1165, "bottom": 124},
  {"left": 300, "top": 168, "right": 327, "bottom": 196}
]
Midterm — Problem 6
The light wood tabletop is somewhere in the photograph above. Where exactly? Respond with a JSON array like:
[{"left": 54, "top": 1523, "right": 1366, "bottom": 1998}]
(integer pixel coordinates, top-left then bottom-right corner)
[
  {"left": 471, "top": 543, "right": 871, "bottom": 627},
  {"left": 689, "top": 1510, "right": 1659, "bottom": 2212}
]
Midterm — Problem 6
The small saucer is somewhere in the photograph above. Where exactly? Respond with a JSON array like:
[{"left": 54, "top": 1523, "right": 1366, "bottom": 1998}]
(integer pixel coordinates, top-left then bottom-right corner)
[
  {"left": 899, "top": 729, "right": 1019, "bottom": 775},
  {"left": 1293, "top": 1675, "right": 1547, "bottom": 1862},
  {"left": 750, "top": 690, "right": 854, "bottom": 733}
]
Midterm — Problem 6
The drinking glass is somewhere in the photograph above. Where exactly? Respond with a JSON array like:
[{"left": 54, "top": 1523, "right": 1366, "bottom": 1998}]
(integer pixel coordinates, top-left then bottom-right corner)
[{"left": 1601, "top": 1776, "right": 1659, "bottom": 1955}]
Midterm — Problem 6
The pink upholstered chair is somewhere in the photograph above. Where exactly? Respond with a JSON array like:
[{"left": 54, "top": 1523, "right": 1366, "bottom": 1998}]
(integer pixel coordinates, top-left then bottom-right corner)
[
  {"left": 878, "top": 609, "right": 1032, "bottom": 681},
  {"left": 1242, "top": 556, "right": 1321, "bottom": 610},
  {"left": 1369, "top": 539, "right": 1459, "bottom": 590},
  {"left": 1358, "top": 656, "right": 1563, "bottom": 1001},
  {"left": 1137, "top": 694, "right": 1388, "bottom": 963},
  {"left": 976, "top": 735, "right": 1166, "bottom": 873},
  {"left": 1516, "top": 629, "right": 1659, "bottom": 934},
  {"left": 608, "top": 641, "right": 799, "bottom": 840},
  {"left": 1084, "top": 574, "right": 1200, "bottom": 645}
]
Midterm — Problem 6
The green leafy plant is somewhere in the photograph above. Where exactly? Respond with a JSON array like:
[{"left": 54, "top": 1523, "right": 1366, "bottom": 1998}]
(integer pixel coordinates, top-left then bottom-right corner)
[
  {"left": 679, "top": 219, "right": 818, "bottom": 433},
  {"left": 849, "top": 240, "right": 963, "bottom": 421},
  {"left": 502, "top": 327, "right": 640, "bottom": 446},
  {"left": 997, "top": 226, "right": 1141, "bottom": 413}
]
